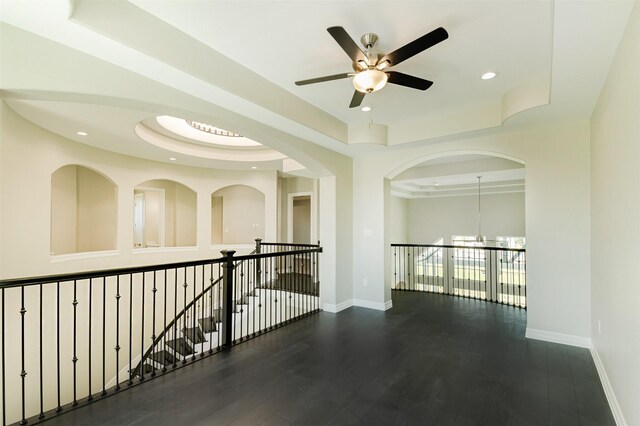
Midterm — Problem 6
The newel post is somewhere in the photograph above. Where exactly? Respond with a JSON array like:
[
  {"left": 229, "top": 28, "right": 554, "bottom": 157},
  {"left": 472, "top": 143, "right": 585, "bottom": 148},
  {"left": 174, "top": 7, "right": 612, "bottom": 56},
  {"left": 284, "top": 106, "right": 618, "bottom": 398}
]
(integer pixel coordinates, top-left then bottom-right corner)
[
  {"left": 221, "top": 250, "right": 236, "bottom": 348},
  {"left": 255, "top": 238, "right": 262, "bottom": 289}
]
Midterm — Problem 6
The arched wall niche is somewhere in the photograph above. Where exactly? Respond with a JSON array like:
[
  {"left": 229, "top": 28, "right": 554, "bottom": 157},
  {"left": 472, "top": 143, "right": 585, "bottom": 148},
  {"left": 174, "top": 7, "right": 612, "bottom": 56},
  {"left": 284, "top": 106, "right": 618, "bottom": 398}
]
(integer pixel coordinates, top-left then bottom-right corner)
[
  {"left": 50, "top": 164, "right": 118, "bottom": 255},
  {"left": 211, "top": 185, "right": 265, "bottom": 245},
  {"left": 133, "top": 179, "right": 197, "bottom": 248}
]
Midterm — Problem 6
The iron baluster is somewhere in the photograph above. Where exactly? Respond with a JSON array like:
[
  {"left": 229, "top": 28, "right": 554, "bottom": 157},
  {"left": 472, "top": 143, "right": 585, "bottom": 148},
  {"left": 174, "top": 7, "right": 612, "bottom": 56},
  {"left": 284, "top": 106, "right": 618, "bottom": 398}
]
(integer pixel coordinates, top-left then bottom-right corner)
[
  {"left": 115, "top": 276, "right": 121, "bottom": 391},
  {"left": 72, "top": 279, "right": 78, "bottom": 406},
  {"left": 88, "top": 278, "right": 93, "bottom": 400}
]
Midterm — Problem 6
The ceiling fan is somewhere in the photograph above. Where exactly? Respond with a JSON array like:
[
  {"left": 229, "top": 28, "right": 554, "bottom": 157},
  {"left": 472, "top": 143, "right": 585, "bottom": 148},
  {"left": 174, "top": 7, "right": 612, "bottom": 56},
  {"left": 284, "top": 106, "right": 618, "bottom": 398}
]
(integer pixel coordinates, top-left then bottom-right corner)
[{"left": 295, "top": 26, "right": 448, "bottom": 108}]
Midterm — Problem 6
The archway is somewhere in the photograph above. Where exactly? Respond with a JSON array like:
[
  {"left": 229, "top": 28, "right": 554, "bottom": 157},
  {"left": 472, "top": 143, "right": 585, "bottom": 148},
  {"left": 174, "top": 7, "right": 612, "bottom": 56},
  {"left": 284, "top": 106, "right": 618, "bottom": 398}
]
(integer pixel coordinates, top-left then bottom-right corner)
[{"left": 386, "top": 151, "right": 526, "bottom": 306}]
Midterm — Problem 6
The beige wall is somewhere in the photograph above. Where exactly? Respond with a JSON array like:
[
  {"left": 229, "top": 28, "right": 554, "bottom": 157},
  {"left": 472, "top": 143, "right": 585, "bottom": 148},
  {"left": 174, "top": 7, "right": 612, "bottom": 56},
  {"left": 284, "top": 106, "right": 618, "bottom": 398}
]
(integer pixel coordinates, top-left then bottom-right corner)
[
  {"left": 211, "top": 196, "right": 223, "bottom": 244},
  {"left": 51, "top": 165, "right": 77, "bottom": 254},
  {"left": 76, "top": 165, "right": 117, "bottom": 252},
  {"left": 405, "top": 192, "right": 525, "bottom": 244},
  {"left": 212, "top": 185, "right": 265, "bottom": 245},
  {"left": 389, "top": 195, "right": 408, "bottom": 245},
  {"left": 278, "top": 176, "right": 315, "bottom": 242},
  {"left": 51, "top": 164, "right": 117, "bottom": 254},
  {"left": 292, "top": 196, "right": 311, "bottom": 244},
  {"left": 590, "top": 2, "right": 640, "bottom": 425},
  {"left": 174, "top": 182, "right": 197, "bottom": 246}
]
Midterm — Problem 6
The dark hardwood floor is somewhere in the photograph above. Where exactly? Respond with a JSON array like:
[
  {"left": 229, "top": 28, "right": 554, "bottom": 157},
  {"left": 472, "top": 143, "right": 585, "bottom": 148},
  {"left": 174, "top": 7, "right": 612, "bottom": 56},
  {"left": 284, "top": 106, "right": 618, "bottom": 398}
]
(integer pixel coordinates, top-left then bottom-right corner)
[{"left": 44, "top": 291, "right": 614, "bottom": 426}]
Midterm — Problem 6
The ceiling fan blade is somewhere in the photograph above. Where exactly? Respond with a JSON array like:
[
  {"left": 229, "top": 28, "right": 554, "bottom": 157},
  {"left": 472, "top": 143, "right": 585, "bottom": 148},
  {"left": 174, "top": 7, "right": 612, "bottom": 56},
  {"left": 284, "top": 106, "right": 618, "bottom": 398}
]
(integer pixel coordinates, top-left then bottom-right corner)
[
  {"left": 327, "top": 26, "right": 367, "bottom": 64},
  {"left": 349, "top": 90, "right": 366, "bottom": 108},
  {"left": 380, "top": 27, "right": 448, "bottom": 67},
  {"left": 295, "top": 73, "right": 352, "bottom": 86},
  {"left": 387, "top": 71, "right": 433, "bottom": 91}
]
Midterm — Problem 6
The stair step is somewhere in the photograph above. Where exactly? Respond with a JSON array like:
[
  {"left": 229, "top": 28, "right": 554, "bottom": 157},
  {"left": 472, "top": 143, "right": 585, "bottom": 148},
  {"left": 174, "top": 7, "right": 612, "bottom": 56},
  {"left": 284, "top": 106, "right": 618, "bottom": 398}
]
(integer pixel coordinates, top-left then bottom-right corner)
[
  {"left": 183, "top": 326, "right": 207, "bottom": 344},
  {"left": 142, "top": 364, "right": 157, "bottom": 374},
  {"left": 167, "top": 337, "right": 194, "bottom": 356},
  {"left": 199, "top": 317, "right": 217, "bottom": 333},
  {"left": 150, "top": 350, "right": 176, "bottom": 366}
]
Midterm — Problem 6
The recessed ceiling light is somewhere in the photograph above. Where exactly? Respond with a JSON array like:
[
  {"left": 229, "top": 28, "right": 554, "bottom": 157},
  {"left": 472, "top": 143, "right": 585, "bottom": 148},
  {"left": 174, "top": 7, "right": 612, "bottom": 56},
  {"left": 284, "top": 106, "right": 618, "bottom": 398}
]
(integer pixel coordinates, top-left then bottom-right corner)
[
  {"left": 251, "top": 166, "right": 257, "bottom": 169},
  {"left": 361, "top": 106, "right": 372, "bottom": 112},
  {"left": 481, "top": 72, "right": 497, "bottom": 80},
  {"left": 76, "top": 131, "right": 88, "bottom": 136},
  {"left": 169, "top": 157, "right": 177, "bottom": 161}
]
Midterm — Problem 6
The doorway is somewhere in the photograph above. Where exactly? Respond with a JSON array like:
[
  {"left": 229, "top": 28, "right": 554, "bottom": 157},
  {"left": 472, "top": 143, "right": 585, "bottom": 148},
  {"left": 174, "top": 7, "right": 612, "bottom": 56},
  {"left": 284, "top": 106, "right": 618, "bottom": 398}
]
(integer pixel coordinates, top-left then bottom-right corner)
[
  {"left": 133, "top": 187, "right": 165, "bottom": 248},
  {"left": 288, "top": 192, "right": 313, "bottom": 244}
]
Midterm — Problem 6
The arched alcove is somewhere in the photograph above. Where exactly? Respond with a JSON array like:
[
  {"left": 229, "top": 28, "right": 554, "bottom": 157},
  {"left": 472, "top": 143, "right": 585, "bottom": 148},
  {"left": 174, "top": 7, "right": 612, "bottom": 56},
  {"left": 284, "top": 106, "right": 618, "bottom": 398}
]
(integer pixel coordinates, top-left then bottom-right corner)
[
  {"left": 211, "top": 185, "right": 265, "bottom": 245},
  {"left": 50, "top": 164, "right": 117, "bottom": 255},
  {"left": 134, "top": 179, "right": 196, "bottom": 248}
]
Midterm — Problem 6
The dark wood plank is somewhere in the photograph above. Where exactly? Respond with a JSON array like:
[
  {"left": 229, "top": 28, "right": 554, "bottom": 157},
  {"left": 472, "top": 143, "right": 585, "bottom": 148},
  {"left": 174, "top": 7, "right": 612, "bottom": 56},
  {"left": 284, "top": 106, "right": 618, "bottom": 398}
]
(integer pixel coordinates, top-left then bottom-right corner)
[{"left": 42, "top": 291, "right": 614, "bottom": 426}]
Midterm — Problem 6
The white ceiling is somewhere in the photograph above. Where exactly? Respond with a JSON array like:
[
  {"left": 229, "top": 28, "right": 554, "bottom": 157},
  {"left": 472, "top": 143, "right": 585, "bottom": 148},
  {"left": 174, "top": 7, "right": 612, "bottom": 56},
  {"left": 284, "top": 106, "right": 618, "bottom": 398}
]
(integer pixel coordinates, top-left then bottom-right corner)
[
  {"left": 129, "top": 0, "right": 552, "bottom": 123},
  {"left": 0, "top": 0, "right": 635, "bottom": 172}
]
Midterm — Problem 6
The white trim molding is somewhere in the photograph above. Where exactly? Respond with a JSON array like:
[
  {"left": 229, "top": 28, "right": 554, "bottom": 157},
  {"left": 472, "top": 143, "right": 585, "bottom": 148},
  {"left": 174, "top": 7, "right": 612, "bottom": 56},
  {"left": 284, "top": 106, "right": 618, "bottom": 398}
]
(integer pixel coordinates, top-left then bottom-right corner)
[
  {"left": 50, "top": 249, "right": 120, "bottom": 263},
  {"left": 525, "top": 328, "right": 591, "bottom": 348},
  {"left": 590, "top": 345, "right": 627, "bottom": 426},
  {"left": 353, "top": 298, "right": 392, "bottom": 311},
  {"left": 323, "top": 299, "right": 353, "bottom": 313},
  {"left": 324, "top": 299, "right": 393, "bottom": 313}
]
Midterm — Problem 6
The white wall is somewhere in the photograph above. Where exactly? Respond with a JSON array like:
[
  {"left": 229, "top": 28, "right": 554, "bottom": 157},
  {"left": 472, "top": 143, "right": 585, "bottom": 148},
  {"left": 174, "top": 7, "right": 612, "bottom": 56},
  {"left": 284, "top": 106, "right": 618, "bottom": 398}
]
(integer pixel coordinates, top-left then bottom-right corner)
[
  {"left": 405, "top": 192, "right": 525, "bottom": 244},
  {"left": 352, "top": 122, "right": 591, "bottom": 344},
  {"left": 590, "top": 2, "right": 640, "bottom": 425}
]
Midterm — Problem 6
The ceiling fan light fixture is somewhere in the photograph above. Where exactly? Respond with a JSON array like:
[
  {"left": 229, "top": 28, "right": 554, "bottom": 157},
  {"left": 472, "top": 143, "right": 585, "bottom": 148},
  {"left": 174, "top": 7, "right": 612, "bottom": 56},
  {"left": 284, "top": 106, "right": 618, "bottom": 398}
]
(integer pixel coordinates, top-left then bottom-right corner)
[
  {"left": 376, "top": 60, "right": 391, "bottom": 70},
  {"left": 353, "top": 69, "right": 388, "bottom": 93}
]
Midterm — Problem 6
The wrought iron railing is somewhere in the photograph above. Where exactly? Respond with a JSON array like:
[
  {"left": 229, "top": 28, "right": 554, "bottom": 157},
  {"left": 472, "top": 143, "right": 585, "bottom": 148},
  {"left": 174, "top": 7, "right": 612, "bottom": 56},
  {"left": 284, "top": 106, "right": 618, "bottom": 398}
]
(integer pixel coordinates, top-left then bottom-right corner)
[
  {"left": 0, "top": 240, "right": 322, "bottom": 425},
  {"left": 392, "top": 243, "right": 526, "bottom": 308}
]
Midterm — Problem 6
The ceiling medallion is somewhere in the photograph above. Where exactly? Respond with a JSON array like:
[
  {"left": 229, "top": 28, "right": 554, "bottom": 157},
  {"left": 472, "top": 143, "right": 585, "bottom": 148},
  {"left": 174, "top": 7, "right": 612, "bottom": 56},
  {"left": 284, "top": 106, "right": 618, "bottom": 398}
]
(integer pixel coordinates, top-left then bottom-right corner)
[{"left": 185, "top": 120, "right": 242, "bottom": 137}]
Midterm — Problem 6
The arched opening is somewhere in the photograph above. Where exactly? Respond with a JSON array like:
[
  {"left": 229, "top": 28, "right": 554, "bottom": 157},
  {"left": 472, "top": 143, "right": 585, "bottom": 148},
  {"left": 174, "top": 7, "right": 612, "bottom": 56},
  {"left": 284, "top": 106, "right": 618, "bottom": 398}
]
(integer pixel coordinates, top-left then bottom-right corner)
[
  {"left": 50, "top": 164, "right": 117, "bottom": 255},
  {"left": 390, "top": 152, "right": 525, "bottom": 245},
  {"left": 133, "top": 179, "right": 197, "bottom": 248},
  {"left": 388, "top": 152, "right": 526, "bottom": 306},
  {"left": 211, "top": 185, "right": 265, "bottom": 245}
]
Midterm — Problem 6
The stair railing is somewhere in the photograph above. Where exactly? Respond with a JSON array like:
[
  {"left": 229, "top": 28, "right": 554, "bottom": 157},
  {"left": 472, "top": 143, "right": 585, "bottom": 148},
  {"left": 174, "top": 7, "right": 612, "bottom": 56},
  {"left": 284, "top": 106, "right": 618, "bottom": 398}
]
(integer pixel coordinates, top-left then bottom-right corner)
[{"left": 0, "top": 241, "right": 322, "bottom": 426}]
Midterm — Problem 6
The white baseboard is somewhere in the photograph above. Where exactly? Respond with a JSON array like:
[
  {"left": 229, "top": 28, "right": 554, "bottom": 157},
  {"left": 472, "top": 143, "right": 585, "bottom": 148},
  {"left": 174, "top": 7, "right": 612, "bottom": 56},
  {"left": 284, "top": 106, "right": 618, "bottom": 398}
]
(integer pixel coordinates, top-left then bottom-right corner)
[
  {"left": 353, "top": 298, "right": 391, "bottom": 311},
  {"left": 525, "top": 328, "right": 591, "bottom": 348},
  {"left": 590, "top": 345, "right": 627, "bottom": 426},
  {"left": 323, "top": 299, "right": 353, "bottom": 313},
  {"left": 324, "top": 298, "right": 393, "bottom": 312}
]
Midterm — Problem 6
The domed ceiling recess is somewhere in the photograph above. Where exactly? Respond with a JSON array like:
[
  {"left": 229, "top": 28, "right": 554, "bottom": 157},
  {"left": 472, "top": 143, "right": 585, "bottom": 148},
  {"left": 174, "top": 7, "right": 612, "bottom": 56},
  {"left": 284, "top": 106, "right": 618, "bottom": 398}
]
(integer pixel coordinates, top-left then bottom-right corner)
[{"left": 136, "top": 115, "right": 287, "bottom": 162}]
